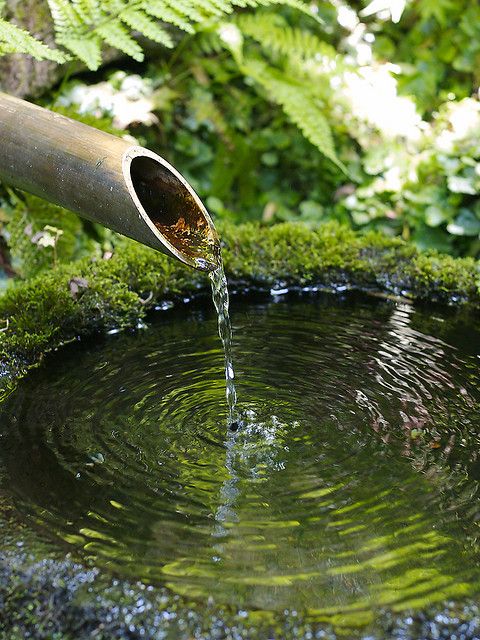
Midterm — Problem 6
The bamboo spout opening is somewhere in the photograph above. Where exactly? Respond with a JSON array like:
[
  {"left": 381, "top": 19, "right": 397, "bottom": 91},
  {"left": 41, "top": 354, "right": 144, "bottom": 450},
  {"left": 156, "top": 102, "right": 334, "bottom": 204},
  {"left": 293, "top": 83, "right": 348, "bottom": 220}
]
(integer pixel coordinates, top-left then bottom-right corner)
[
  {"left": 0, "top": 93, "right": 220, "bottom": 271},
  {"left": 125, "top": 149, "right": 220, "bottom": 271}
]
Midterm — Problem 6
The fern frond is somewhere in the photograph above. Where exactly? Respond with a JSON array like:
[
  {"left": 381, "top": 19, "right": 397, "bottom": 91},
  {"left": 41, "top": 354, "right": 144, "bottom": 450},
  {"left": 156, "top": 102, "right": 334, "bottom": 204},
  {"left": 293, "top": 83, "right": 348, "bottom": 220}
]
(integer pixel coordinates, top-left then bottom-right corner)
[
  {"left": 194, "top": 0, "right": 232, "bottom": 17},
  {"left": 235, "top": 0, "right": 322, "bottom": 23},
  {"left": 144, "top": 2, "right": 195, "bottom": 34},
  {"left": 121, "top": 8, "right": 173, "bottom": 47},
  {"left": 236, "top": 13, "right": 335, "bottom": 61},
  {"left": 64, "top": 36, "right": 101, "bottom": 68},
  {"left": 96, "top": 21, "right": 144, "bottom": 61},
  {"left": 192, "top": 29, "right": 226, "bottom": 56},
  {"left": 2, "top": 0, "right": 320, "bottom": 71},
  {"left": 71, "top": 0, "right": 102, "bottom": 23},
  {"left": 0, "top": 17, "right": 67, "bottom": 62},
  {"left": 47, "top": 0, "right": 84, "bottom": 33},
  {"left": 162, "top": 0, "right": 204, "bottom": 24},
  {"left": 48, "top": 0, "right": 204, "bottom": 69},
  {"left": 242, "top": 59, "right": 344, "bottom": 170}
]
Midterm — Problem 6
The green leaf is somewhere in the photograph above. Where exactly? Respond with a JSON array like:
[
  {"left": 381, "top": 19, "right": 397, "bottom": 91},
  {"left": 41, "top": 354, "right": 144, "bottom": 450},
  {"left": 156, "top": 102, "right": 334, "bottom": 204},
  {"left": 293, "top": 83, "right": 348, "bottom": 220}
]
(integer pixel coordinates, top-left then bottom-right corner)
[
  {"left": 96, "top": 21, "right": 144, "bottom": 61},
  {"left": 162, "top": 0, "right": 204, "bottom": 24},
  {"left": 71, "top": 0, "right": 102, "bottom": 22},
  {"left": 0, "top": 17, "right": 67, "bottom": 62},
  {"left": 121, "top": 9, "right": 174, "bottom": 47},
  {"left": 194, "top": 0, "right": 231, "bottom": 17},
  {"left": 447, "top": 209, "right": 480, "bottom": 236},
  {"left": 418, "top": 0, "right": 455, "bottom": 25},
  {"left": 4, "top": 0, "right": 323, "bottom": 74},
  {"left": 241, "top": 59, "right": 345, "bottom": 170},
  {"left": 236, "top": 13, "right": 334, "bottom": 61},
  {"left": 144, "top": 2, "right": 195, "bottom": 33},
  {"left": 447, "top": 175, "right": 477, "bottom": 195},
  {"left": 425, "top": 205, "right": 449, "bottom": 228},
  {"left": 47, "top": 0, "right": 83, "bottom": 33},
  {"left": 237, "top": 0, "right": 323, "bottom": 24},
  {"left": 61, "top": 35, "right": 102, "bottom": 69},
  {"left": 299, "top": 200, "right": 324, "bottom": 220}
]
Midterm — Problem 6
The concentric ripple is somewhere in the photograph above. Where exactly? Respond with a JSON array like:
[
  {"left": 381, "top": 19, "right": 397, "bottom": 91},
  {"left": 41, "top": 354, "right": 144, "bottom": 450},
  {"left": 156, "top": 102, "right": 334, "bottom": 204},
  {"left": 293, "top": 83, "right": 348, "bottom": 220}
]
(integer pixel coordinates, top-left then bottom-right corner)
[{"left": 1, "top": 293, "right": 480, "bottom": 626}]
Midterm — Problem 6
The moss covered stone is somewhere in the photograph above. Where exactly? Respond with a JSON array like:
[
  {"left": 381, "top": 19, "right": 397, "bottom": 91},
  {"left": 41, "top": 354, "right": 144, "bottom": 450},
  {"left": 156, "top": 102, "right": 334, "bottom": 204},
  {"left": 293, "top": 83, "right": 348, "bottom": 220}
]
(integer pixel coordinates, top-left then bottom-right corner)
[{"left": 0, "top": 220, "right": 479, "bottom": 386}]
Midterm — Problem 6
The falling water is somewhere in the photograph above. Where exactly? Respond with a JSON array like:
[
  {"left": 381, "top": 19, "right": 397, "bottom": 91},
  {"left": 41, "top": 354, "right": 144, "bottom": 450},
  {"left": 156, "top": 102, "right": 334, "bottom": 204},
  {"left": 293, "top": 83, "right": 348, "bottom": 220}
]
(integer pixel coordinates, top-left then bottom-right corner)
[
  {"left": 209, "top": 260, "right": 237, "bottom": 424},
  {"left": 153, "top": 208, "right": 237, "bottom": 423}
]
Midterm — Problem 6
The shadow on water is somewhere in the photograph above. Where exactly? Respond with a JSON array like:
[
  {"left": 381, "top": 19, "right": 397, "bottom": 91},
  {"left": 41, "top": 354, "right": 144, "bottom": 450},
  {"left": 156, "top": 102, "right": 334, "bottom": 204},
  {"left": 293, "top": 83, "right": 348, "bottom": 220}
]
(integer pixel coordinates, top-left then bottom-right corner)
[{"left": 1, "top": 292, "right": 480, "bottom": 630}]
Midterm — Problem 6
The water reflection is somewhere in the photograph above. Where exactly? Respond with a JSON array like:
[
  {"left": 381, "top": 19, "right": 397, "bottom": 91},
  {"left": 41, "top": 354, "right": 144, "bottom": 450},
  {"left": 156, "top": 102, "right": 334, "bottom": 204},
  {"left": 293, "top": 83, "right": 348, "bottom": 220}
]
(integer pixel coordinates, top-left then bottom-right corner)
[{"left": 0, "top": 294, "right": 480, "bottom": 628}]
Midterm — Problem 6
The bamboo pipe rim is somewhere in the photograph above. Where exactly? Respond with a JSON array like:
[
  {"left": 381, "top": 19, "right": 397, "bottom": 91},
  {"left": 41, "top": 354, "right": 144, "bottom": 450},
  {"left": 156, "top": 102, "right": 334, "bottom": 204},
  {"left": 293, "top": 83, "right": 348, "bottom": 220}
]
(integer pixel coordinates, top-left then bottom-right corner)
[{"left": 123, "top": 145, "right": 218, "bottom": 271}]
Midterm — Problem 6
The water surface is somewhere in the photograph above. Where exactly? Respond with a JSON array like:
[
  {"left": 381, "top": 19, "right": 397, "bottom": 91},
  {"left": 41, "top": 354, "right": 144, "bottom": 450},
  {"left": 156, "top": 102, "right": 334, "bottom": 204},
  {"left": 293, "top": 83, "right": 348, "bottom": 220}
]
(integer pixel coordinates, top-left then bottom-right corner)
[{"left": 1, "top": 293, "right": 480, "bottom": 629}]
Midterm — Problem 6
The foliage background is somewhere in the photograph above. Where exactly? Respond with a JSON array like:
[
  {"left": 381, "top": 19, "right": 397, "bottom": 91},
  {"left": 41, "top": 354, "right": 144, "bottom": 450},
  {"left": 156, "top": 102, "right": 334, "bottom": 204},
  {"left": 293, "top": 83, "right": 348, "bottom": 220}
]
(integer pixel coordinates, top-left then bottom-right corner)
[{"left": 1, "top": 0, "right": 480, "bottom": 279}]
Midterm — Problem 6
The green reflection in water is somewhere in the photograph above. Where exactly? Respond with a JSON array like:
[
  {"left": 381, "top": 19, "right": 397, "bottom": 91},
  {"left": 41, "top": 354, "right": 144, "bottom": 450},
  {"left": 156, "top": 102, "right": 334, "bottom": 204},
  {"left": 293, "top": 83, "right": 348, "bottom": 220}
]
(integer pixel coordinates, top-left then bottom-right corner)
[{"left": 0, "top": 294, "right": 479, "bottom": 632}]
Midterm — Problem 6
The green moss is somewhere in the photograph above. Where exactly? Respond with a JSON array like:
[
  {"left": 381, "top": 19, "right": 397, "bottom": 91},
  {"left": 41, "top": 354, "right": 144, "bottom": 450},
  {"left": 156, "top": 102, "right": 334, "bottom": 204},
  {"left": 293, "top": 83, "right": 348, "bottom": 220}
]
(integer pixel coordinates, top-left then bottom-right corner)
[
  {"left": 0, "top": 221, "right": 479, "bottom": 383},
  {"left": 7, "top": 193, "right": 86, "bottom": 278}
]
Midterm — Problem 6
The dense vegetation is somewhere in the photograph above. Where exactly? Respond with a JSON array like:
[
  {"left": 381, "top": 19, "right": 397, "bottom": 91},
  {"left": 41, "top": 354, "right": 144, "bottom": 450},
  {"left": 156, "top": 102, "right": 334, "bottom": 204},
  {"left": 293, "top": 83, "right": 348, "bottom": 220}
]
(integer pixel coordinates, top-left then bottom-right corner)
[{"left": 1, "top": 0, "right": 480, "bottom": 280}]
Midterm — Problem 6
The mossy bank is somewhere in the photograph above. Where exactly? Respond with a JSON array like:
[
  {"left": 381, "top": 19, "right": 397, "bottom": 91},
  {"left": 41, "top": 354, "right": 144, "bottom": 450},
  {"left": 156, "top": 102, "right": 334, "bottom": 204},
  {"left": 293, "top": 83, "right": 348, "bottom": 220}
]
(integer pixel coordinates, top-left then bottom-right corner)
[{"left": 1, "top": 220, "right": 479, "bottom": 388}]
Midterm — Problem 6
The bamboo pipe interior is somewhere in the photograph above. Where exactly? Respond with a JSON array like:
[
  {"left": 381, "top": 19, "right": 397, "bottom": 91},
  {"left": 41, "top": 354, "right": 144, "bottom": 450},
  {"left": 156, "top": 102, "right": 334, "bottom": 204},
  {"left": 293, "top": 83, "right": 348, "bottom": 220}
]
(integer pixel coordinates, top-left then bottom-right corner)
[{"left": 129, "top": 156, "right": 220, "bottom": 270}]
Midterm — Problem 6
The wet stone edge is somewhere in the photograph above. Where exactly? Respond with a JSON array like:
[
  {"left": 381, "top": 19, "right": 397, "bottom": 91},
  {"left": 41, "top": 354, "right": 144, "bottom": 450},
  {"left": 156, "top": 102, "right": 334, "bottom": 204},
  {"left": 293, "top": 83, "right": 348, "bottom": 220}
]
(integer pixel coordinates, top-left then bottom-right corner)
[{"left": 1, "top": 540, "right": 480, "bottom": 640}]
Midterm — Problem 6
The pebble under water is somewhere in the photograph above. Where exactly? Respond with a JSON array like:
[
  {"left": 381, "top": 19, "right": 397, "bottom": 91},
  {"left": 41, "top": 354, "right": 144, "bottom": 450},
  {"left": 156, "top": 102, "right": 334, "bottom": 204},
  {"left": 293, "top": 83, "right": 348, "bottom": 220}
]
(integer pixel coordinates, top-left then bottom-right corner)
[{"left": 1, "top": 293, "right": 480, "bottom": 632}]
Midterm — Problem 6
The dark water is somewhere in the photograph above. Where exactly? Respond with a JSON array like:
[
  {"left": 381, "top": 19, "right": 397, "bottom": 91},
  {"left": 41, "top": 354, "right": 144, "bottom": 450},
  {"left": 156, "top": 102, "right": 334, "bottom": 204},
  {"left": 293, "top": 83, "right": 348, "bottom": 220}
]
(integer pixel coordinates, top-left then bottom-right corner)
[{"left": 1, "top": 293, "right": 480, "bottom": 629}]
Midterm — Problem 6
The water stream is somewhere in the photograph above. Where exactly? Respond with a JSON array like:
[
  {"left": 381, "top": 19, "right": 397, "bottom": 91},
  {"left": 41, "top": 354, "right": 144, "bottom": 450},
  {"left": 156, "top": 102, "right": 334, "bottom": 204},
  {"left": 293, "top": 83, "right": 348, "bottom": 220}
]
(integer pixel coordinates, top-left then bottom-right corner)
[{"left": 209, "top": 260, "right": 237, "bottom": 425}]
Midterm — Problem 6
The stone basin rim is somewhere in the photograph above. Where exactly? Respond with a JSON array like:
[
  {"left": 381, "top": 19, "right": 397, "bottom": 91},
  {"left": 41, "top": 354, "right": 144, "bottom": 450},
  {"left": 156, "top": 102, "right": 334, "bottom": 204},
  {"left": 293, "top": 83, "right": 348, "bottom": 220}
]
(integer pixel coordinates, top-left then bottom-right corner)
[{"left": 0, "top": 220, "right": 479, "bottom": 391}]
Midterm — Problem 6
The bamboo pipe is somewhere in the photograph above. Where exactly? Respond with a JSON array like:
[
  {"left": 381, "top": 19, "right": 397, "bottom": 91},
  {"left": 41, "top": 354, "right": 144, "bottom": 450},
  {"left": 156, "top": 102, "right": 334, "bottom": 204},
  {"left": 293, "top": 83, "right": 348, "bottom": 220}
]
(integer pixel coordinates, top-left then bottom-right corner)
[{"left": 0, "top": 92, "right": 220, "bottom": 271}]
